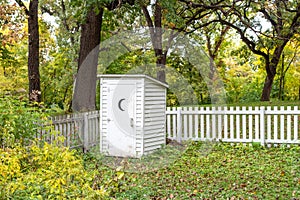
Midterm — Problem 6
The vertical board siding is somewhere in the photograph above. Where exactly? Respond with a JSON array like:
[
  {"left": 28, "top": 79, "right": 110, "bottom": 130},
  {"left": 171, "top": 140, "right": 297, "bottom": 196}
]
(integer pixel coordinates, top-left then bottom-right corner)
[{"left": 143, "top": 80, "right": 166, "bottom": 154}]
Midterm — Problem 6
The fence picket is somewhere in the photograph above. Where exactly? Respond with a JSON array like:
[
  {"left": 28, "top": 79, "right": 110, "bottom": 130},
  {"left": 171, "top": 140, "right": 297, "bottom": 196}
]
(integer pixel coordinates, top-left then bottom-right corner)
[
  {"left": 280, "top": 106, "right": 285, "bottom": 141},
  {"left": 249, "top": 107, "right": 253, "bottom": 141},
  {"left": 236, "top": 107, "right": 240, "bottom": 140},
  {"left": 194, "top": 107, "right": 199, "bottom": 139},
  {"left": 274, "top": 106, "right": 278, "bottom": 144},
  {"left": 177, "top": 107, "right": 182, "bottom": 142},
  {"left": 241, "top": 107, "right": 246, "bottom": 141},
  {"left": 189, "top": 107, "right": 193, "bottom": 139},
  {"left": 200, "top": 107, "right": 204, "bottom": 139},
  {"left": 167, "top": 107, "right": 171, "bottom": 138},
  {"left": 206, "top": 107, "right": 211, "bottom": 139},
  {"left": 183, "top": 107, "right": 188, "bottom": 140},
  {"left": 224, "top": 107, "right": 228, "bottom": 140},
  {"left": 217, "top": 107, "right": 222, "bottom": 140},
  {"left": 212, "top": 107, "right": 216, "bottom": 139},
  {"left": 255, "top": 107, "right": 259, "bottom": 141},
  {"left": 230, "top": 107, "right": 234, "bottom": 140},
  {"left": 287, "top": 106, "right": 291, "bottom": 142},
  {"left": 294, "top": 106, "right": 298, "bottom": 142},
  {"left": 172, "top": 107, "right": 177, "bottom": 139}
]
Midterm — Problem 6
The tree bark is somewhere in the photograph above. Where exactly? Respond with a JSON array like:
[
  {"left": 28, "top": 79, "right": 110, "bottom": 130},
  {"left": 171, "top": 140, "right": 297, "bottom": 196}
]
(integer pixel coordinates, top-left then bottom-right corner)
[
  {"left": 72, "top": 7, "right": 103, "bottom": 112},
  {"left": 261, "top": 74, "right": 275, "bottom": 101},
  {"left": 141, "top": 1, "right": 167, "bottom": 83},
  {"left": 28, "top": 0, "right": 41, "bottom": 102},
  {"left": 16, "top": 0, "right": 41, "bottom": 102}
]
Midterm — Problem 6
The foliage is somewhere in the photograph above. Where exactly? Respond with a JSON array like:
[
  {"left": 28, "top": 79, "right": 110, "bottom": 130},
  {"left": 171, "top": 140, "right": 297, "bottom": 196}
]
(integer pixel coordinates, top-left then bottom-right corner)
[
  {"left": 84, "top": 142, "right": 300, "bottom": 199},
  {"left": 0, "top": 97, "right": 56, "bottom": 148},
  {"left": 0, "top": 142, "right": 107, "bottom": 199}
]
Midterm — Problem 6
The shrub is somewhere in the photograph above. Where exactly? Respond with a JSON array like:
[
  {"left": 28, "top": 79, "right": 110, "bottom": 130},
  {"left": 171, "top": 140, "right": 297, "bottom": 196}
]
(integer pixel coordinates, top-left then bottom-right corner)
[
  {"left": 0, "top": 142, "right": 108, "bottom": 199},
  {"left": 0, "top": 97, "right": 53, "bottom": 148}
]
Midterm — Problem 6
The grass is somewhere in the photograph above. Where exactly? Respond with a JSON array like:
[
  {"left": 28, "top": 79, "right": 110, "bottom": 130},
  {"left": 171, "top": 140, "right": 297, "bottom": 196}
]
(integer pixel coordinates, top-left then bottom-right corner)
[{"left": 83, "top": 142, "right": 300, "bottom": 199}]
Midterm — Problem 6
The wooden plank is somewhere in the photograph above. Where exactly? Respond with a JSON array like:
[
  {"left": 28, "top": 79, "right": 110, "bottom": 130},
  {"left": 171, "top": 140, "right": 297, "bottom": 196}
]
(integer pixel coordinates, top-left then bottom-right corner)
[
  {"left": 266, "top": 106, "right": 272, "bottom": 142},
  {"left": 200, "top": 107, "right": 205, "bottom": 139},
  {"left": 172, "top": 107, "right": 177, "bottom": 139},
  {"left": 212, "top": 107, "right": 216, "bottom": 139},
  {"left": 194, "top": 107, "right": 199, "bottom": 139},
  {"left": 230, "top": 107, "right": 234, "bottom": 140},
  {"left": 280, "top": 106, "right": 285, "bottom": 140},
  {"left": 254, "top": 107, "right": 259, "bottom": 141},
  {"left": 189, "top": 107, "right": 193, "bottom": 138},
  {"left": 224, "top": 107, "right": 228, "bottom": 140},
  {"left": 274, "top": 106, "right": 278, "bottom": 143},
  {"left": 206, "top": 107, "right": 211, "bottom": 139},
  {"left": 236, "top": 106, "right": 240, "bottom": 140},
  {"left": 167, "top": 107, "right": 171, "bottom": 138},
  {"left": 249, "top": 107, "right": 253, "bottom": 141},
  {"left": 242, "top": 106, "right": 247, "bottom": 141},
  {"left": 294, "top": 106, "right": 298, "bottom": 142},
  {"left": 287, "top": 106, "right": 291, "bottom": 142},
  {"left": 177, "top": 107, "right": 182, "bottom": 142},
  {"left": 183, "top": 107, "right": 188, "bottom": 140},
  {"left": 217, "top": 107, "right": 222, "bottom": 140},
  {"left": 260, "top": 106, "right": 265, "bottom": 145}
]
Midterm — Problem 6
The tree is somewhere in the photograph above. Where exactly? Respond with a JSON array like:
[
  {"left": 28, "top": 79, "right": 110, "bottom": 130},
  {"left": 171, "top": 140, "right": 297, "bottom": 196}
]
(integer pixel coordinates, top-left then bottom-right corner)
[
  {"left": 72, "top": 6, "right": 104, "bottom": 112},
  {"left": 186, "top": 0, "right": 300, "bottom": 101},
  {"left": 15, "top": 0, "right": 41, "bottom": 102},
  {"left": 72, "top": 0, "right": 135, "bottom": 112}
]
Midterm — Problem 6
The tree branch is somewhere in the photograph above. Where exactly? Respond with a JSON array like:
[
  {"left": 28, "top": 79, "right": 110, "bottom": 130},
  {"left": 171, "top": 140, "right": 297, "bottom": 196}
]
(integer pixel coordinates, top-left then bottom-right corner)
[{"left": 15, "top": 0, "right": 29, "bottom": 15}]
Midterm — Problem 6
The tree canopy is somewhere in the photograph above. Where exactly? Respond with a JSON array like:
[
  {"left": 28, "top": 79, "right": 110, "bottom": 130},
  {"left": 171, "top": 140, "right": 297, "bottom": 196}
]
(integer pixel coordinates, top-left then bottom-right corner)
[{"left": 0, "top": 0, "right": 299, "bottom": 111}]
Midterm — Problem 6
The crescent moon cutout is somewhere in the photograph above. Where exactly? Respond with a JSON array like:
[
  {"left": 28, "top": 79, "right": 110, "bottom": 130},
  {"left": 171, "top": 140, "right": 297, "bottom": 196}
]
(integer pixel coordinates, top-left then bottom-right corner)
[{"left": 118, "top": 98, "right": 125, "bottom": 111}]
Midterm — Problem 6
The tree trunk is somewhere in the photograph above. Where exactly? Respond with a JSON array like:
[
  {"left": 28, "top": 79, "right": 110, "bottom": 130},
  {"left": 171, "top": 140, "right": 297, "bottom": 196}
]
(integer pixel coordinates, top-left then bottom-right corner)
[
  {"left": 278, "top": 53, "right": 285, "bottom": 100},
  {"left": 261, "top": 74, "right": 275, "bottom": 101},
  {"left": 28, "top": 0, "right": 41, "bottom": 102},
  {"left": 72, "top": 7, "right": 103, "bottom": 112}
]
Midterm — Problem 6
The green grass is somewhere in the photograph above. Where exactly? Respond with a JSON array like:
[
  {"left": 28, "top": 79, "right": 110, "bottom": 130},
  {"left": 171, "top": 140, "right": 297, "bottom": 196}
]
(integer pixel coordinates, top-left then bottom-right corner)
[{"left": 84, "top": 142, "right": 300, "bottom": 199}]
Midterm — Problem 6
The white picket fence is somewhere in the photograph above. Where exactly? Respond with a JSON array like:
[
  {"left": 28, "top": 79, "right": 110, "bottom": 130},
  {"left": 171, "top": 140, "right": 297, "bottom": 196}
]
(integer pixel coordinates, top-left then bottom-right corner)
[
  {"left": 166, "top": 106, "right": 300, "bottom": 146},
  {"left": 40, "top": 106, "right": 300, "bottom": 151},
  {"left": 38, "top": 110, "right": 100, "bottom": 152}
]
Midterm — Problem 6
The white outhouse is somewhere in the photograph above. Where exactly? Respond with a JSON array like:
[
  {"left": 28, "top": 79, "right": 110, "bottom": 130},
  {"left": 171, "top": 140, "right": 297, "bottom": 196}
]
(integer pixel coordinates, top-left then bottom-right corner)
[{"left": 98, "top": 74, "right": 168, "bottom": 158}]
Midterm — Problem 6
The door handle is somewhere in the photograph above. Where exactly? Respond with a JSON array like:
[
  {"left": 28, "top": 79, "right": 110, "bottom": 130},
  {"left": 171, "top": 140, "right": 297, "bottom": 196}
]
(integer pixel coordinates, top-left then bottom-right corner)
[{"left": 130, "top": 118, "right": 134, "bottom": 127}]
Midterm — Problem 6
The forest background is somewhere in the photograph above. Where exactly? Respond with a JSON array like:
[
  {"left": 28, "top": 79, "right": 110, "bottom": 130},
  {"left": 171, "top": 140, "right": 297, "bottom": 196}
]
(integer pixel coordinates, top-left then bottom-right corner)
[{"left": 0, "top": 0, "right": 299, "bottom": 113}]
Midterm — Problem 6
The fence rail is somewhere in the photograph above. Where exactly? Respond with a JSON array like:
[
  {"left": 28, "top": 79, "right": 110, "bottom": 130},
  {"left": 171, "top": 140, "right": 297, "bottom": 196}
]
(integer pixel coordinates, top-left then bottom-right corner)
[
  {"left": 166, "top": 106, "right": 300, "bottom": 146},
  {"left": 39, "top": 106, "right": 299, "bottom": 151}
]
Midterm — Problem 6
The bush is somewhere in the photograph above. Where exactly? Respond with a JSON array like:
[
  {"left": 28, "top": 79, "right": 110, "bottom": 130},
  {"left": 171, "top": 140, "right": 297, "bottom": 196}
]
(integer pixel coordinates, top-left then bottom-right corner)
[
  {"left": 0, "top": 142, "right": 107, "bottom": 199},
  {"left": 0, "top": 97, "right": 53, "bottom": 148}
]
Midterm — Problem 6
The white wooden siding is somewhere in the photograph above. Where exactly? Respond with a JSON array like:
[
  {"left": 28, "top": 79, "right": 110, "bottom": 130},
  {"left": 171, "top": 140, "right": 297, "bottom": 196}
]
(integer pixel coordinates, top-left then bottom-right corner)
[
  {"left": 143, "top": 79, "right": 166, "bottom": 154},
  {"left": 98, "top": 75, "right": 168, "bottom": 158}
]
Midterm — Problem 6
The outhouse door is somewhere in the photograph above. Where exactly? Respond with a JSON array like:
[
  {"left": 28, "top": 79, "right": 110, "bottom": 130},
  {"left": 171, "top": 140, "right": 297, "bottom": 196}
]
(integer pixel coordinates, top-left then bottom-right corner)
[{"left": 107, "top": 82, "right": 136, "bottom": 157}]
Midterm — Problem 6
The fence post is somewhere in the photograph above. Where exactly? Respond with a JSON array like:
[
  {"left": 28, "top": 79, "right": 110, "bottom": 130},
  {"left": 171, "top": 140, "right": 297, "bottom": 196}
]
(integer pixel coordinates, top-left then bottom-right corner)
[
  {"left": 83, "top": 112, "right": 89, "bottom": 153},
  {"left": 260, "top": 106, "right": 265, "bottom": 146},
  {"left": 177, "top": 107, "right": 182, "bottom": 143}
]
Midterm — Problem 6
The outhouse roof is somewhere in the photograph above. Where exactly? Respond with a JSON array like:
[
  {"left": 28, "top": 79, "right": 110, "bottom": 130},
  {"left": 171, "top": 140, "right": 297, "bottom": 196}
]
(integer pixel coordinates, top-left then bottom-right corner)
[{"left": 97, "top": 74, "right": 169, "bottom": 88}]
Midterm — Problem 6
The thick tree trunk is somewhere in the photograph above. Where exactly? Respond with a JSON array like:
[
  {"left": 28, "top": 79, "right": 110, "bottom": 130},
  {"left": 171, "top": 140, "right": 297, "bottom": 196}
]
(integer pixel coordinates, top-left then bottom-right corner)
[
  {"left": 261, "top": 74, "right": 275, "bottom": 101},
  {"left": 28, "top": 0, "right": 41, "bottom": 102},
  {"left": 72, "top": 7, "right": 103, "bottom": 112},
  {"left": 156, "top": 51, "right": 167, "bottom": 83}
]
